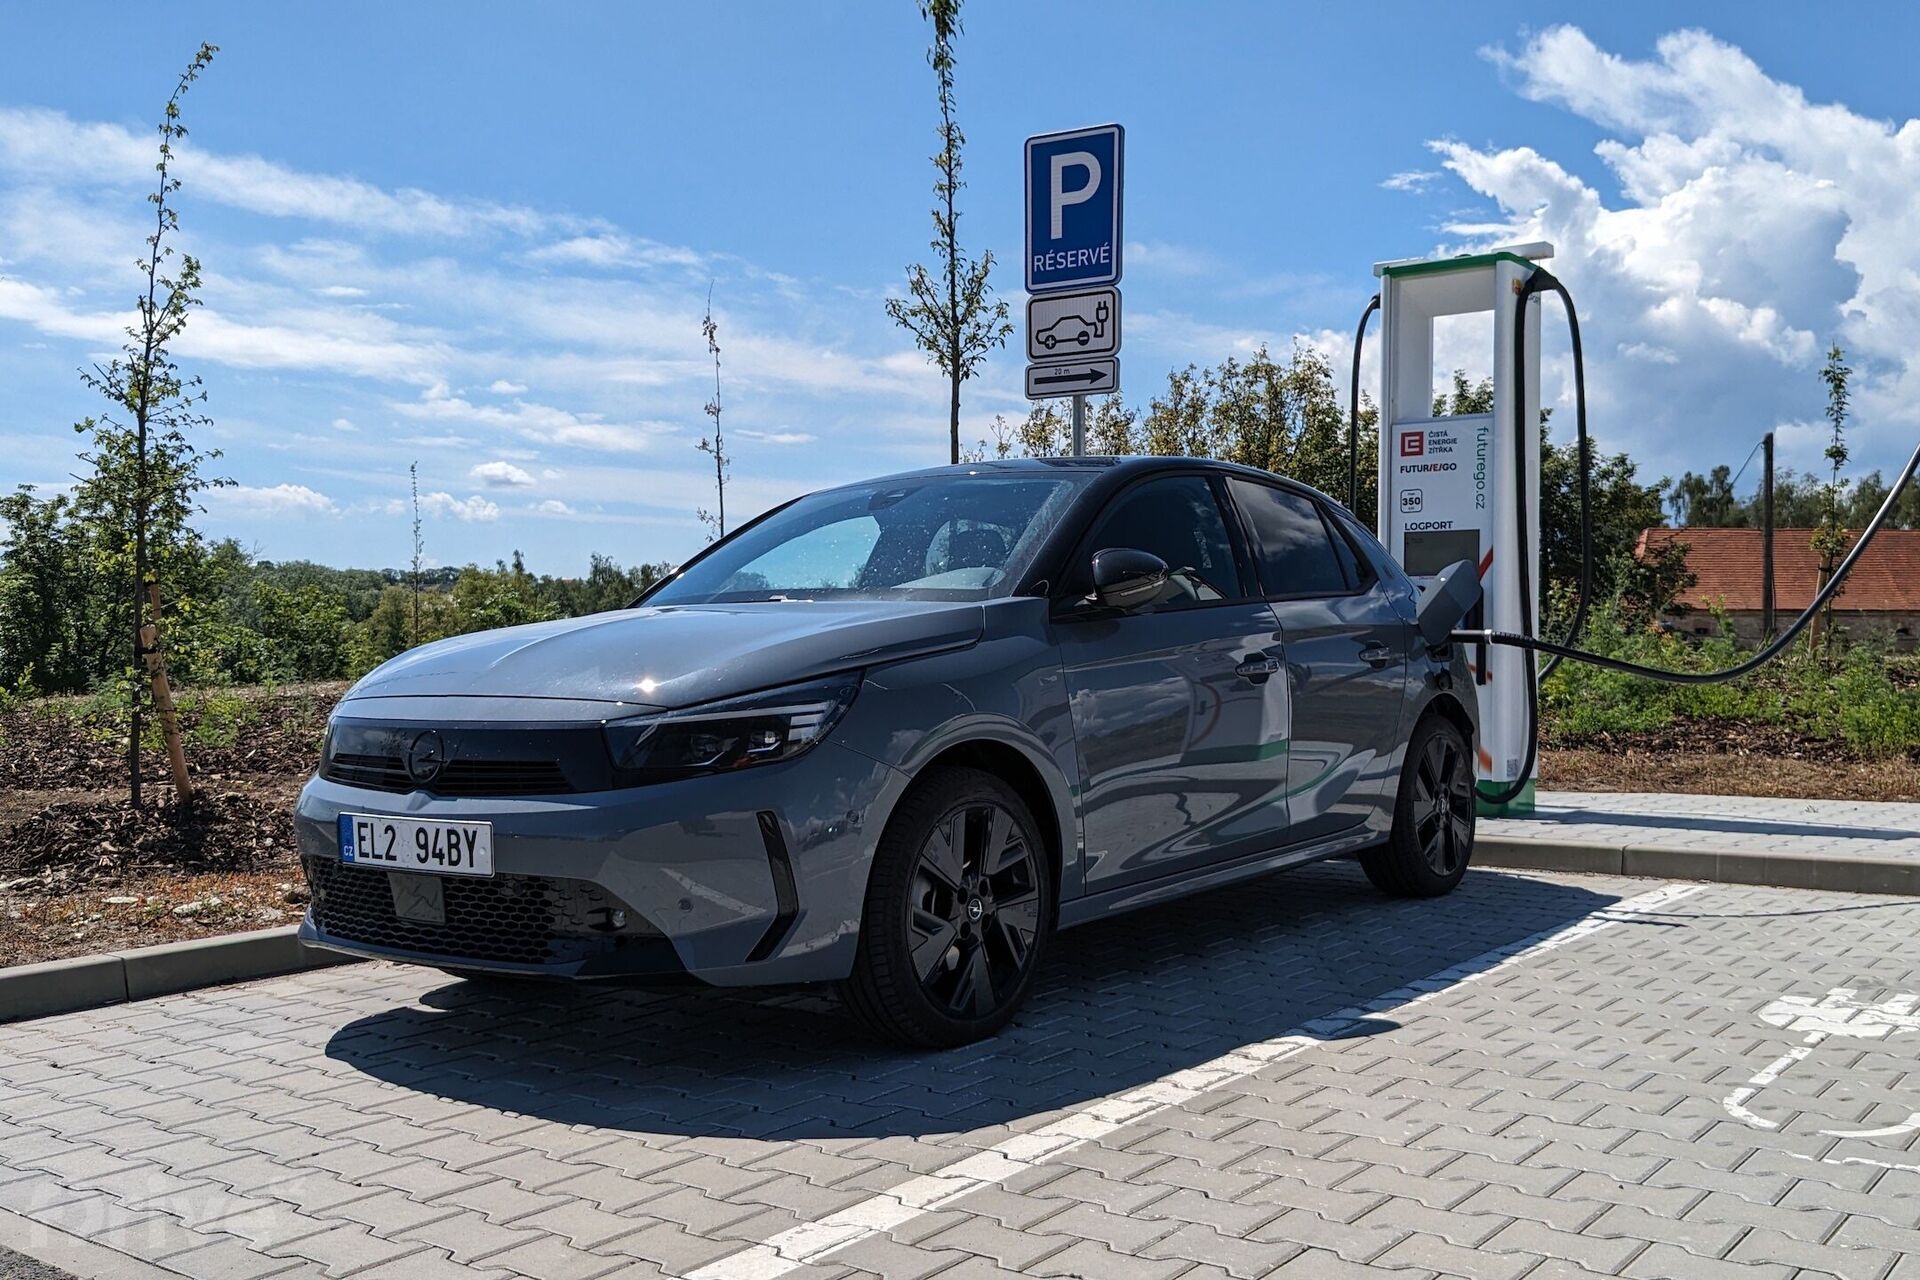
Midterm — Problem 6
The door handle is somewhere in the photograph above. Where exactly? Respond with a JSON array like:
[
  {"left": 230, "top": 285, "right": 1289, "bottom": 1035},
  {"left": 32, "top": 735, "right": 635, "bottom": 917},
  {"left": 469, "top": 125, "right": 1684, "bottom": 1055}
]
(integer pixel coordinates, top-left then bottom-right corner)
[
  {"left": 1359, "top": 643, "right": 1394, "bottom": 668},
  {"left": 1235, "top": 654, "right": 1282, "bottom": 681}
]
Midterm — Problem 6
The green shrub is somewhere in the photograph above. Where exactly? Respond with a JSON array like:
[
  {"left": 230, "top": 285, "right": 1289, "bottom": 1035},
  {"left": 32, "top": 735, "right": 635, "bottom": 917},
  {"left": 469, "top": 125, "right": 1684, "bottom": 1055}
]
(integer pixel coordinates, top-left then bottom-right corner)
[{"left": 1539, "top": 606, "right": 1920, "bottom": 756}]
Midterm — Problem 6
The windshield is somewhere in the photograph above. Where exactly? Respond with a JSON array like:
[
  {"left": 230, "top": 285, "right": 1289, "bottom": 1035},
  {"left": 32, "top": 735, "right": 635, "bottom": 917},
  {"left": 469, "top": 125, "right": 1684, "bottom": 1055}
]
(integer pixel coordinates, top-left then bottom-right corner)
[{"left": 645, "top": 474, "right": 1082, "bottom": 606}]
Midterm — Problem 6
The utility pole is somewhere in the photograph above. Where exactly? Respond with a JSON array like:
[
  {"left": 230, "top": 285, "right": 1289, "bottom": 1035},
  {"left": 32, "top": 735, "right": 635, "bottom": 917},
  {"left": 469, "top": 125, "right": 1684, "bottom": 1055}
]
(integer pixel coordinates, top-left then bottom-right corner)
[{"left": 1761, "top": 431, "right": 1776, "bottom": 640}]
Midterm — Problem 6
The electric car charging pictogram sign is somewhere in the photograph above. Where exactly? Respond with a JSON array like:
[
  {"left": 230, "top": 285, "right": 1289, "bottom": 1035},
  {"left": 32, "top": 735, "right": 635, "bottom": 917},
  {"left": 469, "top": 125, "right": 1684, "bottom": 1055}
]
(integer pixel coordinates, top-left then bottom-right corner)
[{"left": 1027, "top": 288, "right": 1120, "bottom": 361}]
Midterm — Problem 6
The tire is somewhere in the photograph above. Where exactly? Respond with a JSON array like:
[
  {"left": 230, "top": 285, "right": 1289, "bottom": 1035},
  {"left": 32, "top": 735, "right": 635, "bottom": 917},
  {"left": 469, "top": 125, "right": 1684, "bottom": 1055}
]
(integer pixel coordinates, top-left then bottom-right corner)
[
  {"left": 841, "top": 766, "right": 1054, "bottom": 1048},
  {"left": 1361, "top": 715, "right": 1476, "bottom": 898}
]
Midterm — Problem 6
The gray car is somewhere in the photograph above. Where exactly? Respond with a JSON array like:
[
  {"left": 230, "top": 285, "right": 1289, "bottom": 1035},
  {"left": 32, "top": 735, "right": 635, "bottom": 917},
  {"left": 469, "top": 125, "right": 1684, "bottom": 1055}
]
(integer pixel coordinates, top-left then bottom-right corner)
[{"left": 296, "top": 458, "right": 1481, "bottom": 1046}]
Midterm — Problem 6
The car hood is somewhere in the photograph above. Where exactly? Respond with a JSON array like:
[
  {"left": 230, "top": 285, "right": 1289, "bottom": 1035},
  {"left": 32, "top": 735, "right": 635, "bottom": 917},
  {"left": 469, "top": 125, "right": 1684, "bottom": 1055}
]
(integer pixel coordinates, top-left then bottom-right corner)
[{"left": 340, "top": 599, "right": 986, "bottom": 714}]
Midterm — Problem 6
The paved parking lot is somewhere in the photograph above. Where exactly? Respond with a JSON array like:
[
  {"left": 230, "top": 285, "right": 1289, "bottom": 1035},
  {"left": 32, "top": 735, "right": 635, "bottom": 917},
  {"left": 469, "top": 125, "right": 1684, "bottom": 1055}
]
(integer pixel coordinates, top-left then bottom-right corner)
[{"left": 5, "top": 862, "right": 1920, "bottom": 1280}]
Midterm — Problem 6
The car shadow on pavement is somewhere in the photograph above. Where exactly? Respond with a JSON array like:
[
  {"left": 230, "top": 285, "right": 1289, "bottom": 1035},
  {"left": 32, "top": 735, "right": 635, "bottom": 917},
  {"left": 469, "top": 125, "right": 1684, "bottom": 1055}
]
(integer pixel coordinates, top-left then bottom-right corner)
[{"left": 325, "top": 861, "right": 1621, "bottom": 1140}]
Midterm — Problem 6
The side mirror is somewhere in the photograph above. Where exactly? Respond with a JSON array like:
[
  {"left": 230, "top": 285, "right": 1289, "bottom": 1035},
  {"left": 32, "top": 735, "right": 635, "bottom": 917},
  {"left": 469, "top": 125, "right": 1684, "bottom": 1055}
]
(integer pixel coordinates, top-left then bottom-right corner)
[{"left": 1091, "top": 547, "right": 1170, "bottom": 612}]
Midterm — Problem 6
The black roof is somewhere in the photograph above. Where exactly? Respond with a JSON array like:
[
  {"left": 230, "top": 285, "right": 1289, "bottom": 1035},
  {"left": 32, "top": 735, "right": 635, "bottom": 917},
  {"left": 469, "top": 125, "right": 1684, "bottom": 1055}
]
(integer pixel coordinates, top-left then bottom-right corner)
[{"left": 849, "top": 455, "right": 1345, "bottom": 505}]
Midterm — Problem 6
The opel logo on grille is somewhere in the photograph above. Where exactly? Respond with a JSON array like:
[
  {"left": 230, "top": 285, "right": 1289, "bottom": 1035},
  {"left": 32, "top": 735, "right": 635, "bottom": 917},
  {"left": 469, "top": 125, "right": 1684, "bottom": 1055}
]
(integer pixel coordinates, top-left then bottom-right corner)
[{"left": 405, "top": 730, "right": 447, "bottom": 784}]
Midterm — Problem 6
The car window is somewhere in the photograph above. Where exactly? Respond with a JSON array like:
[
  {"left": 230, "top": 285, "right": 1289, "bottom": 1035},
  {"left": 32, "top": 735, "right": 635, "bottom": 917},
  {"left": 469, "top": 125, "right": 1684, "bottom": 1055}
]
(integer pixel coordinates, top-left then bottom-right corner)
[
  {"left": 1078, "top": 475, "right": 1243, "bottom": 609},
  {"left": 1228, "top": 479, "right": 1352, "bottom": 598},
  {"left": 647, "top": 475, "right": 1082, "bottom": 604},
  {"left": 719, "top": 516, "right": 881, "bottom": 595},
  {"left": 1326, "top": 512, "right": 1375, "bottom": 589},
  {"left": 1329, "top": 505, "right": 1400, "bottom": 579}
]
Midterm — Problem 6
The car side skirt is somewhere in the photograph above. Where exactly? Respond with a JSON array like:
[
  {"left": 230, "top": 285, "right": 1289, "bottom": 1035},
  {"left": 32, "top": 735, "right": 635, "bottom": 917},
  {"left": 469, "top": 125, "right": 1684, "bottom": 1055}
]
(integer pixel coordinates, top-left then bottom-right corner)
[{"left": 1056, "top": 826, "right": 1384, "bottom": 930}]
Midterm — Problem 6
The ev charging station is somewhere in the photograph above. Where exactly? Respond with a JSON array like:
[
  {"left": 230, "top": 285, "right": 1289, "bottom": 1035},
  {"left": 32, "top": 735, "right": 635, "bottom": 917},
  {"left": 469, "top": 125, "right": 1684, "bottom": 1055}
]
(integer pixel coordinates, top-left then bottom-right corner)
[{"left": 1373, "top": 243, "right": 1553, "bottom": 813}]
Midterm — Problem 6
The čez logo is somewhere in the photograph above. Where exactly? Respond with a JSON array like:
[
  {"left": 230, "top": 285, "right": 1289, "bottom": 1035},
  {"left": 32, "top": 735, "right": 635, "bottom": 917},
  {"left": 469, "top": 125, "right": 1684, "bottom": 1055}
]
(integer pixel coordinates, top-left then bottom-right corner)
[{"left": 1399, "top": 430, "right": 1425, "bottom": 457}]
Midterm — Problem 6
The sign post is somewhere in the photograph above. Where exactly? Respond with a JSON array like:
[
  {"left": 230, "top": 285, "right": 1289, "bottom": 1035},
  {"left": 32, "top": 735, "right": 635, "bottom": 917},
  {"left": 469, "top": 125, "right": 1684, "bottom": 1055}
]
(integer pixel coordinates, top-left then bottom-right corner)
[{"left": 1024, "top": 124, "right": 1124, "bottom": 454}]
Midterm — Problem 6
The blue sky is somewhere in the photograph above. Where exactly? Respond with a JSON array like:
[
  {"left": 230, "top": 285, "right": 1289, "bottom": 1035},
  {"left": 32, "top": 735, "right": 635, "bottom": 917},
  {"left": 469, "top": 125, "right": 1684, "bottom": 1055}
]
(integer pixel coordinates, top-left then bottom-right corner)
[{"left": 5, "top": 3, "right": 1920, "bottom": 573}]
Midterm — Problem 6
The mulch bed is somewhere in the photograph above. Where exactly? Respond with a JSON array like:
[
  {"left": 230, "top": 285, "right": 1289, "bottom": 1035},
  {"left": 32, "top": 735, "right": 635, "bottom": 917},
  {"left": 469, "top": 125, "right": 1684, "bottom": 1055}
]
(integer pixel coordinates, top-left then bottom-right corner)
[
  {"left": 1539, "top": 748, "right": 1920, "bottom": 800},
  {"left": 1, "top": 866, "right": 307, "bottom": 969},
  {"left": 1545, "top": 713, "right": 1876, "bottom": 763},
  {"left": 0, "top": 789, "right": 297, "bottom": 892},
  {"left": 0, "top": 682, "right": 343, "bottom": 792}
]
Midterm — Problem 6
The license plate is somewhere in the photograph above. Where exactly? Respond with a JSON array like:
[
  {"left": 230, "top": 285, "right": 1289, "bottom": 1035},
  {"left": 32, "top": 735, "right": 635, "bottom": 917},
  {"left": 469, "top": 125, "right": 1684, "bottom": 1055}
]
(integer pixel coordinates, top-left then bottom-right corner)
[{"left": 338, "top": 813, "right": 494, "bottom": 877}]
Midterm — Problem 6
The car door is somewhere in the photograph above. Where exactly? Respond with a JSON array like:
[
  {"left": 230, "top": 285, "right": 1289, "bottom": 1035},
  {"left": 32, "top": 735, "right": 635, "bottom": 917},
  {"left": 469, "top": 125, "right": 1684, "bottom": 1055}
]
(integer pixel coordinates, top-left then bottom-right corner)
[
  {"left": 1054, "top": 473, "right": 1293, "bottom": 893},
  {"left": 1225, "top": 478, "right": 1409, "bottom": 845}
]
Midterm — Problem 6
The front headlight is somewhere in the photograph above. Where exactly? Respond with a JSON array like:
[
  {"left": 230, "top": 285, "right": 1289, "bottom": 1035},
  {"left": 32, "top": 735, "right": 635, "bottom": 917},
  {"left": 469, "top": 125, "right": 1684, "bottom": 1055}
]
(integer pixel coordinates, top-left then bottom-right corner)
[{"left": 603, "top": 674, "right": 862, "bottom": 784}]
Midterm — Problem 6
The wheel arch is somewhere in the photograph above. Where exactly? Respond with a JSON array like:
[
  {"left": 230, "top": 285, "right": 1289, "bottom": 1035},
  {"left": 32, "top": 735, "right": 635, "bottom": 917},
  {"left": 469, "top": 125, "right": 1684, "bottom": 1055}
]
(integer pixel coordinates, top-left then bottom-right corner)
[
  {"left": 1420, "top": 690, "right": 1476, "bottom": 747},
  {"left": 911, "top": 740, "right": 1067, "bottom": 899}
]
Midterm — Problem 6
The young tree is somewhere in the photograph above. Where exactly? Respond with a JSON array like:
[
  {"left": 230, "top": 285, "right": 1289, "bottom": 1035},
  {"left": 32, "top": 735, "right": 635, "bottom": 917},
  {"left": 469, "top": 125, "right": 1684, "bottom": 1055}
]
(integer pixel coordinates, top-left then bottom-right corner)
[
  {"left": 69, "top": 43, "right": 222, "bottom": 806},
  {"left": 1141, "top": 366, "right": 1211, "bottom": 457},
  {"left": 696, "top": 286, "right": 730, "bottom": 539},
  {"left": 0, "top": 487, "right": 100, "bottom": 694},
  {"left": 1017, "top": 403, "right": 1068, "bottom": 457},
  {"left": 885, "top": 0, "right": 1011, "bottom": 464},
  {"left": 1812, "top": 343, "right": 1853, "bottom": 649},
  {"left": 409, "top": 461, "right": 424, "bottom": 645},
  {"left": 1087, "top": 394, "right": 1138, "bottom": 456}
]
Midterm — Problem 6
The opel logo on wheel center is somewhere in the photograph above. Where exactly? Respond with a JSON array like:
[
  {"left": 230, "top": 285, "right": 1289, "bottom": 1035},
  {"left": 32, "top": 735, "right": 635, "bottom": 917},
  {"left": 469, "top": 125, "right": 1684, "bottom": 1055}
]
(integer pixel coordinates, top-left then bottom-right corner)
[
  {"left": 966, "top": 897, "right": 985, "bottom": 922},
  {"left": 405, "top": 730, "right": 446, "bottom": 785}
]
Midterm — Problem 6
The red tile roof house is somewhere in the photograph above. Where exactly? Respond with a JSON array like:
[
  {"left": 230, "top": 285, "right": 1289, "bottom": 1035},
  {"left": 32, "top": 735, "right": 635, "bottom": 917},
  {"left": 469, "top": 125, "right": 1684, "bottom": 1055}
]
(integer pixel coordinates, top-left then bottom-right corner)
[{"left": 1636, "top": 527, "right": 1920, "bottom": 650}]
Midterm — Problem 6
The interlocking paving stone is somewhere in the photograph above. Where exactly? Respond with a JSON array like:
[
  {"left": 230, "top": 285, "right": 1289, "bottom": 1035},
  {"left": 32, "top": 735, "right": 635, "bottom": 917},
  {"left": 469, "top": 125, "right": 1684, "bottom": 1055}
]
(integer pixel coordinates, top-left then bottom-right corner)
[{"left": 6, "top": 864, "right": 1920, "bottom": 1280}]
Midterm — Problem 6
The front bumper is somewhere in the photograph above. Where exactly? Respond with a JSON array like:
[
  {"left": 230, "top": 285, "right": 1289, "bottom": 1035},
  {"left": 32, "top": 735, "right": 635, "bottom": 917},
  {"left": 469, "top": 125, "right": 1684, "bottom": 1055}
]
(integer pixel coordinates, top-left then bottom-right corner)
[{"left": 293, "top": 739, "right": 905, "bottom": 986}]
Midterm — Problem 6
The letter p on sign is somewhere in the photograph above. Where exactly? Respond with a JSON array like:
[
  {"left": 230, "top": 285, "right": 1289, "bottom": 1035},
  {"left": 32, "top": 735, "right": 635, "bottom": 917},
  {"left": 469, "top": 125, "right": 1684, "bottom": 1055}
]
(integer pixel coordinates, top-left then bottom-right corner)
[
  {"left": 1049, "top": 152, "right": 1100, "bottom": 239},
  {"left": 1026, "top": 124, "right": 1123, "bottom": 293}
]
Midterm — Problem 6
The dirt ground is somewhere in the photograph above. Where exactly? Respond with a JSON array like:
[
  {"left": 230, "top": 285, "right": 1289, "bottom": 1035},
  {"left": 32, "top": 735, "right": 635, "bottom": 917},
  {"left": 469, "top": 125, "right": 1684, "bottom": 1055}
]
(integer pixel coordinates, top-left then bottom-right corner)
[
  {"left": 0, "top": 685, "right": 332, "bottom": 968},
  {"left": 5, "top": 683, "right": 1920, "bottom": 969},
  {"left": 1539, "top": 749, "right": 1920, "bottom": 800}
]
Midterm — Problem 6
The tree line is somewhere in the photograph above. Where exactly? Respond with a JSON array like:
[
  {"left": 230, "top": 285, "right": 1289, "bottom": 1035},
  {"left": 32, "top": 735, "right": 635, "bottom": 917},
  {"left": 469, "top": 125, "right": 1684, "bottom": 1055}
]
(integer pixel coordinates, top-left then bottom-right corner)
[
  {"left": 0, "top": 512, "right": 668, "bottom": 698},
  {"left": 969, "top": 356, "right": 1686, "bottom": 627}
]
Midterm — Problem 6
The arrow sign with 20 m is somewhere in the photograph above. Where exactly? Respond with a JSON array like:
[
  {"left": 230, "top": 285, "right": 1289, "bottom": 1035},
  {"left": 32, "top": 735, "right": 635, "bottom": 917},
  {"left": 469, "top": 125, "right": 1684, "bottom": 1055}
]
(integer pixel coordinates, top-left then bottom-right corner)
[{"left": 1025, "top": 358, "right": 1119, "bottom": 400}]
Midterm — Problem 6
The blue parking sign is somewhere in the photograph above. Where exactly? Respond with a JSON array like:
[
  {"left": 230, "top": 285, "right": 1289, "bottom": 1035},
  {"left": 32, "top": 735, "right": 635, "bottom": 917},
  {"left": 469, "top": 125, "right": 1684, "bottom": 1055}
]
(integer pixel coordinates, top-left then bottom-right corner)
[{"left": 1025, "top": 124, "right": 1123, "bottom": 293}]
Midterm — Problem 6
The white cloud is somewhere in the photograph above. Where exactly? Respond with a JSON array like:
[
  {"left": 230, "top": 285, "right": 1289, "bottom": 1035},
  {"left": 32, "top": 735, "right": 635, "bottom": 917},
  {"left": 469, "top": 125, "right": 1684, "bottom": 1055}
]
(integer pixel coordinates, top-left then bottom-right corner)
[
  {"left": 527, "top": 233, "right": 705, "bottom": 271},
  {"left": 470, "top": 460, "right": 535, "bottom": 488},
  {"left": 488, "top": 379, "right": 527, "bottom": 394},
  {"left": 388, "top": 491, "right": 499, "bottom": 522},
  {"left": 533, "top": 499, "right": 574, "bottom": 515},
  {"left": 733, "top": 428, "right": 817, "bottom": 445},
  {"left": 330, "top": 417, "right": 357, "bottom": 432},
  {"left": 394, "top": 387, "right": 678, "bottom": 453},
  {"left": 1123, "top": 241, "right": 1216, "bottom": 277},
  {"left": 1422, "top": 25, "right": 1920, "bottom": 478},
  {"left": 1381, "top": 170, "right": 1439, "bottom": 192},
  {"left": 0, "top": 106, "right": 589, "bottom": 240},
  {"left": 213, "top": 483, "right": 337, "bottom": 516}
]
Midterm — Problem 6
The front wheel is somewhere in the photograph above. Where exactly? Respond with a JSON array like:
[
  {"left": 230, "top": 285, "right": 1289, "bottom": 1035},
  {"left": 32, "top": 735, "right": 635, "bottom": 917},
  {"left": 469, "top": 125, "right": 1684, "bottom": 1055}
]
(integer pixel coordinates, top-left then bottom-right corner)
[
  {"left": 841, "top": 767, "right": 1054, "bottom": 1048},
  {"left": 1362, "top": 715, "right": 1476, "bottom": 898}
]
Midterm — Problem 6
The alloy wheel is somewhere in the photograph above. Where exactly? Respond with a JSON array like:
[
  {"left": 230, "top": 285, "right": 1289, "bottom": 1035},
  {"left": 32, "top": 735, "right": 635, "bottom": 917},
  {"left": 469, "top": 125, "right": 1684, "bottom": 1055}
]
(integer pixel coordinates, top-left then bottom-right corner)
[
  {"left": 1412, "top": 732, "right": 1474, "bottom": 876},
  {"left": 908, "top": 801, "right": 1043, "bottom": 1019}
]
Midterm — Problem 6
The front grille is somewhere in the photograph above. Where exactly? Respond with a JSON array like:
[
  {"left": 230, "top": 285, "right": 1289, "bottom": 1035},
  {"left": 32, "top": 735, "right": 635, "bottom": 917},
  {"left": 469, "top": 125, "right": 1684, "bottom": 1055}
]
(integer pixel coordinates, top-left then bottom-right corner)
[
  {"left": 319, "top": 719, "right": 613, "bottom": 797},
  {"left": 324, "top": 752, "right": 411, "bottom": 791},
  {"left": 303, "top": 858, "right": 651, "bottom": 966},
  {"left": 321, "top": 753, "right": 573, "bottom": 797}
]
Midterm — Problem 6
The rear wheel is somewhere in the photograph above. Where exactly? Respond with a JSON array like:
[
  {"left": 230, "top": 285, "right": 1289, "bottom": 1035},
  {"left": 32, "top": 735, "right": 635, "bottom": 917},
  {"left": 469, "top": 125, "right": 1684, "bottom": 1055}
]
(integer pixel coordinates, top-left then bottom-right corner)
[
  {"left": 842, "top": 767, "right": 1053, "bottom": 1048},
  {"left": 1362, "top": 715, "right": 1476, "bottom": 897}
]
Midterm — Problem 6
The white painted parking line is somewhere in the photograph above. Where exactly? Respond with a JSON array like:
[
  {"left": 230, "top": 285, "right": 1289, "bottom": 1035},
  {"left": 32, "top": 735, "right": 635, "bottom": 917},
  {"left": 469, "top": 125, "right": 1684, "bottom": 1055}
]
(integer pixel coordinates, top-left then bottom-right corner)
[{"left": 689, "top": 880, "right": 1706, "bottom": 1280}]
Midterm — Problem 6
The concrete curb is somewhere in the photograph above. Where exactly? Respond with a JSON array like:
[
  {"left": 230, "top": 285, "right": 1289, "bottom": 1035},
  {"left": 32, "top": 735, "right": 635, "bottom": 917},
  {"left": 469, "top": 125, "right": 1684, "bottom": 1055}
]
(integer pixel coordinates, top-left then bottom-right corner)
[
  {"left": 0, "top": 926, "right": 356, "bottom": 1024},
  {"left": 1477, "top": 835, "right": 1920, "bottom": 896},
  {"left": 0, "top": 1203, "right": 179, "bottom": 1280}
]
